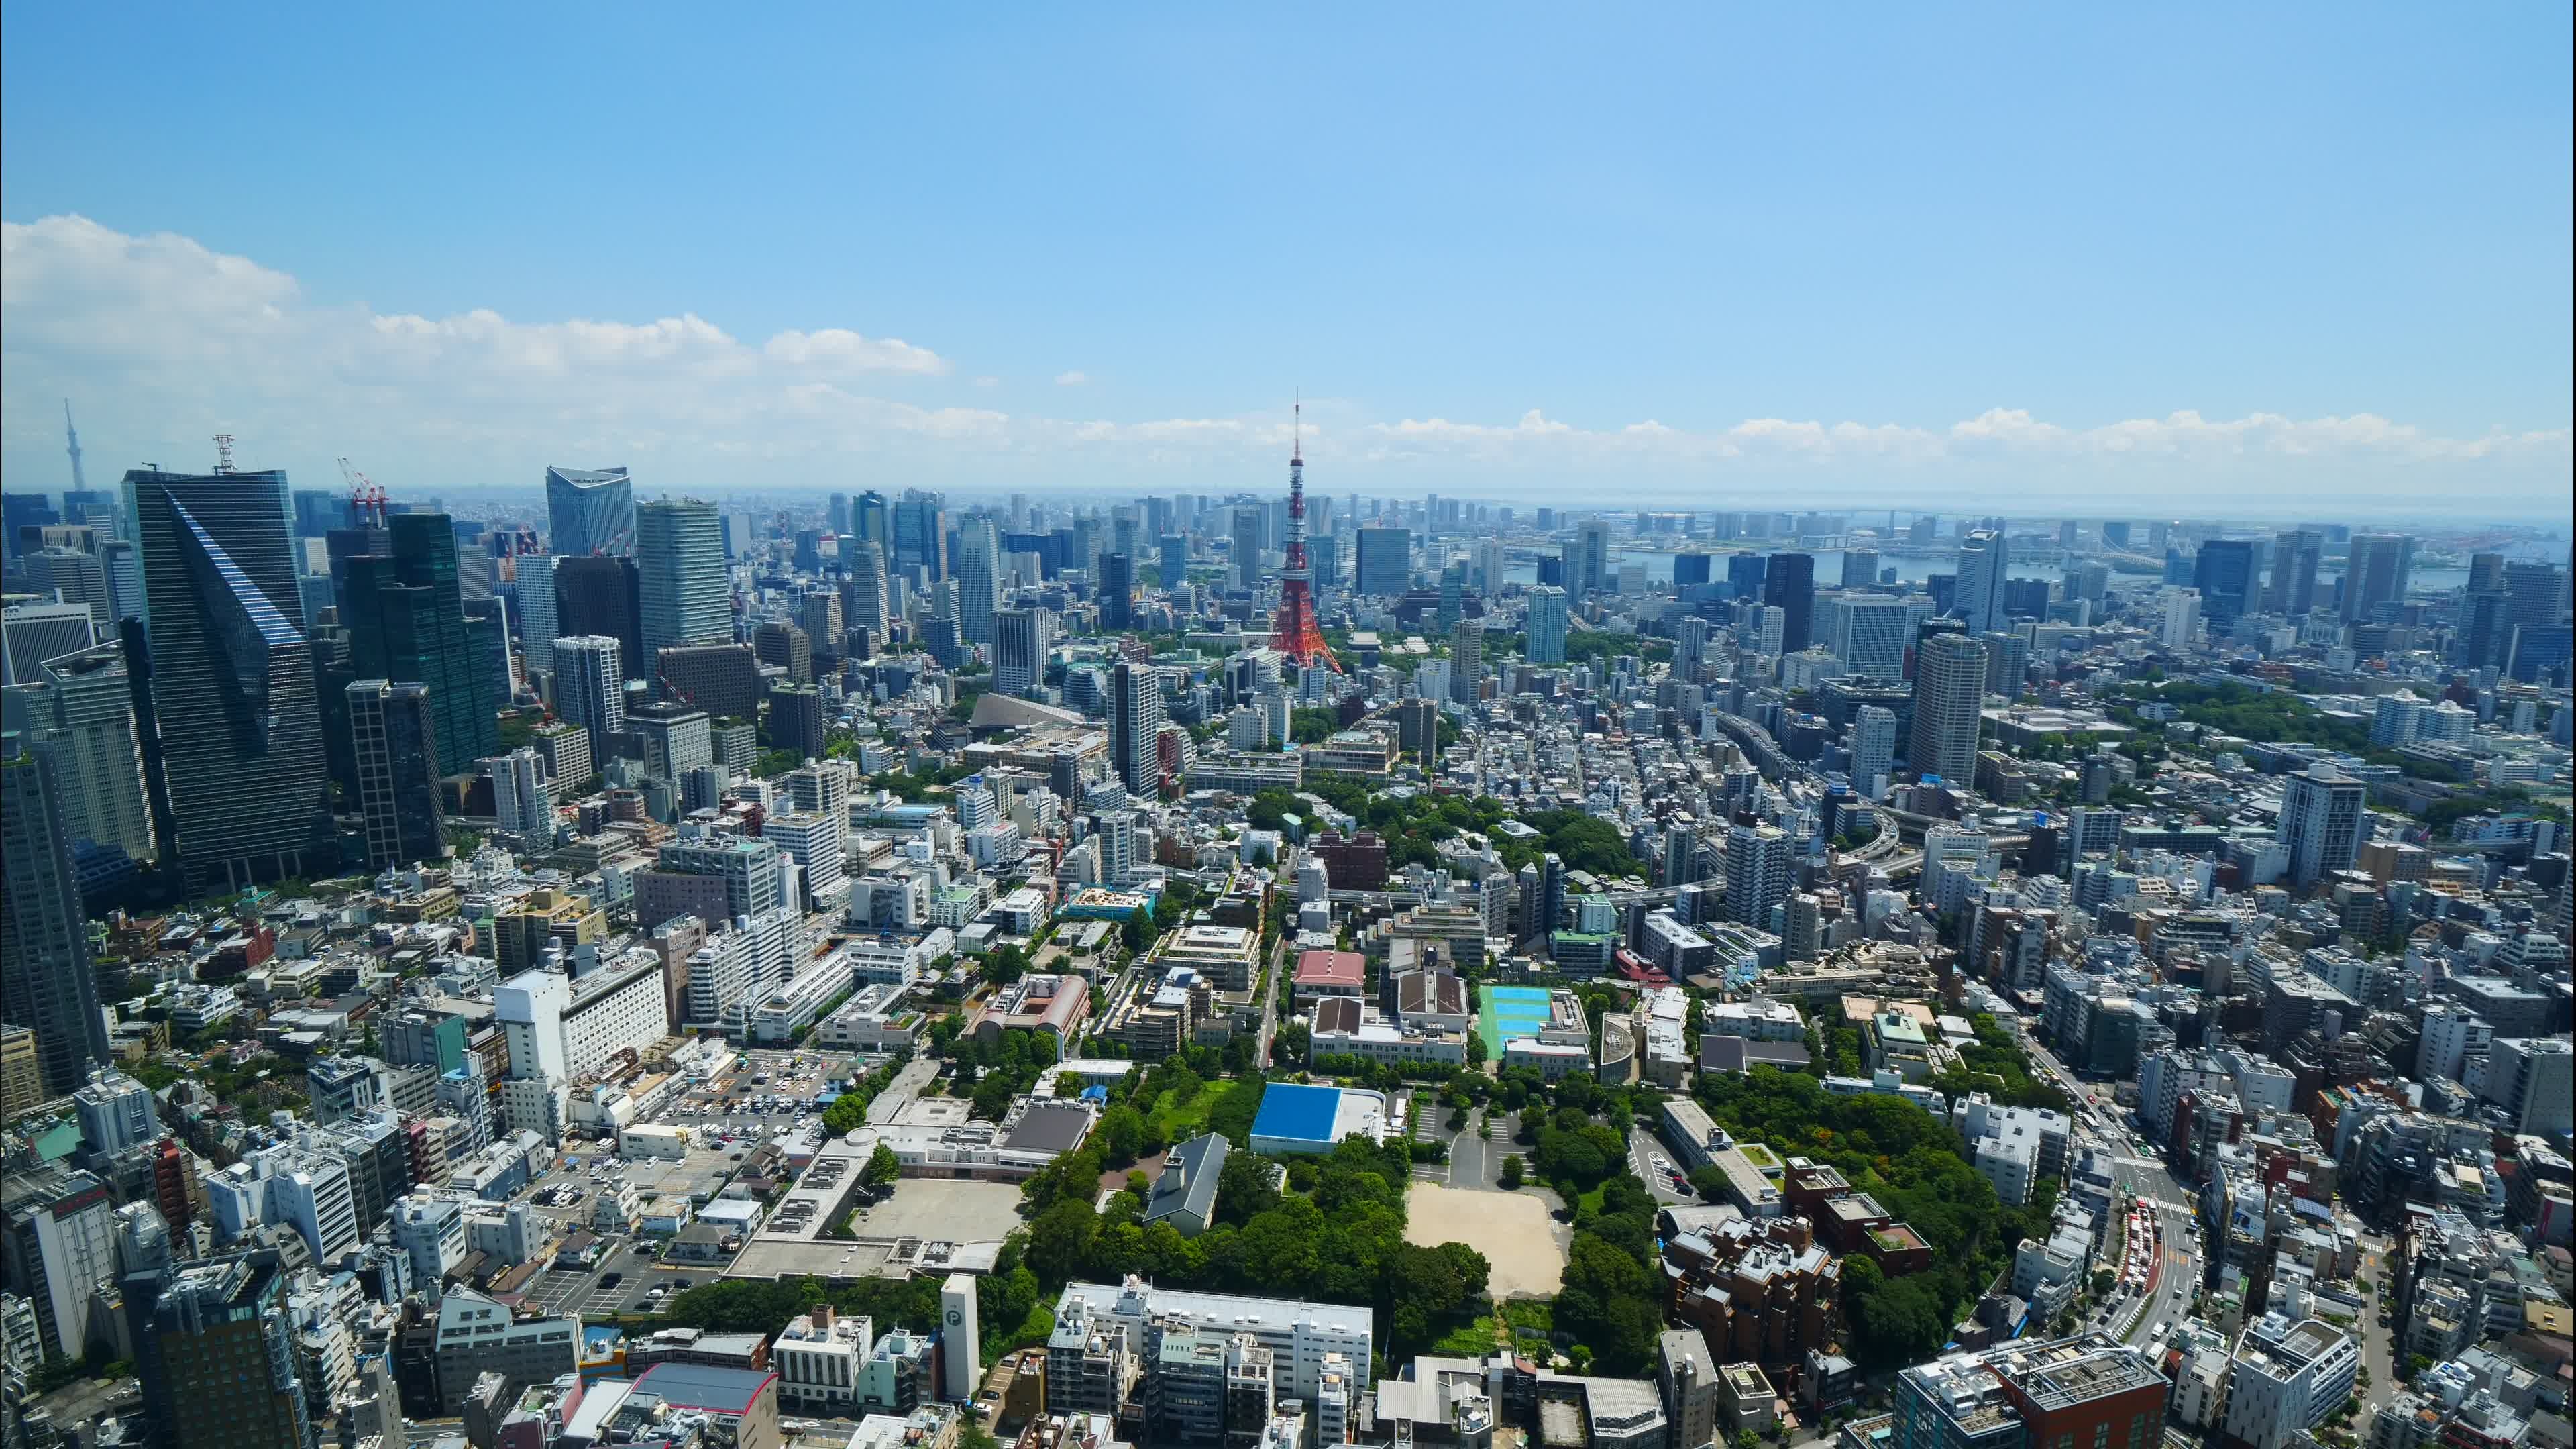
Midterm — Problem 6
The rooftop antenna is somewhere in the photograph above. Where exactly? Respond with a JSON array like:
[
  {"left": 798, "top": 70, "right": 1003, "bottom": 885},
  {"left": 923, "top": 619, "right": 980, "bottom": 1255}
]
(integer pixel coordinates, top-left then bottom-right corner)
[
  {"left": 64, "top": 400, "right": 87, "bottom": 493},
  {"left": 213, "top": 434, "right": 237, "bottom": 474}
]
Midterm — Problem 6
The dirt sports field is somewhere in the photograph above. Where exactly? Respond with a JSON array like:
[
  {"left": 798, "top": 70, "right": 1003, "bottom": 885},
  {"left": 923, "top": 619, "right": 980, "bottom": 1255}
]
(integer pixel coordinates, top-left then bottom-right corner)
[{"left": 1406, "top": 1181, "right": 1567, "bottom": 1297}]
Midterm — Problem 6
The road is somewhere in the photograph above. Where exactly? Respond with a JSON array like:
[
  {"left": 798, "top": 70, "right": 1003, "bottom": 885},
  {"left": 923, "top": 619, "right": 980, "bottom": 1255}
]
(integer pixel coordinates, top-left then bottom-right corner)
[{"left": 2020, "top": 1029, "right": 2204, "bottom": 1346}]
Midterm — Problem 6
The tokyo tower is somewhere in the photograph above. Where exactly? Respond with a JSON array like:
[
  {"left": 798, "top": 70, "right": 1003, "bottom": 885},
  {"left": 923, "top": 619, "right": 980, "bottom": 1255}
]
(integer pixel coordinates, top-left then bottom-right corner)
[{"left": 1268, "top": 399, "right": 1340, "bottom": 672}]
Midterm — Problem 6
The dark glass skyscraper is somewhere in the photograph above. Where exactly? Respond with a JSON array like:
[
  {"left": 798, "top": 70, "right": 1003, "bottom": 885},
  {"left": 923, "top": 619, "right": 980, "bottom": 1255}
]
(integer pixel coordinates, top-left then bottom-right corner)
[
  {"left": 1097, "top": 551, "right": 1134, "bottom": 631},
  {"left": 1725, "top": 553, "right": 1766, "bottom": 602},
  {"left": 1762, "top": 551, "right": 1817, "bottom": 653},
  {"left": 553, "top": 555, "right": 644, "bottom": 678},
  {"left": 544, "top": 465, "right": 634, "bottom": 557},
  {"left": 1672, "top": 551, "right": 1713, "bottom": 591},
  {"left": 2192, "top": 540, "right": 2258, "bottom": 627},
  {"left": 2, "top": 741, "right": 112, "bottom": 1095},
  {"left": 124, "top": 466, "right": 331, "bottom": 894},
  {"left": 347, "top": 680, "right": 448, "bottom": 869},
  {"left": 341, "top": 514, "right": 499, "bottom": 775}
]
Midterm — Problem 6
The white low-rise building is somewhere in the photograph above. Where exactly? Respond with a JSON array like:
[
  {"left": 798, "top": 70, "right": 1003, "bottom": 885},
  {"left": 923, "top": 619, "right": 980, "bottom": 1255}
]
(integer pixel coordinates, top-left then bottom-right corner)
[
  {"left": 1307, "top": 998, "right": 1467, "bottom": 1068},
  {"left": 1701, "top": 996, "right": 1805, "bottom": 1042}
]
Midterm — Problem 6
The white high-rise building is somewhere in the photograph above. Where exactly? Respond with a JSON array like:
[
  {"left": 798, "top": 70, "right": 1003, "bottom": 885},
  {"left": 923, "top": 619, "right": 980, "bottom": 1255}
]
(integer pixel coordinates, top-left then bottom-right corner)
[
  {"left": 1450, "top": 619, "right": 1484, "bottom": 704},
  {"left": 1525, "top": 586, "right": 1569, "bottom": 665},
  {"left": 1850, "top": 706, "right": 1897, "bottom": 798},
  {"left": 1823, "top": 594, "right": 1919, "bottom": 677},
  {"left": 2278, "top": 767, "right": 2366, "bottom": 887},
  {"left": 765, "top": 810, "right": 847, "bottom": 912},
  {"left": 635, "top": 498, "right": 730, "bottom": 666},
  {"left": 495, "top": 971, "right": 569, "bottom": 1085},
  {"left": 1909, "top": 632, "right": 1988, "bottom": 784},
  {"left": 1725, "top": 822, "right": 1792, "bottom": 928},
  {"left": 2161, "top": 587, "right": 2202, "bottom": 650},
  {"left": 554, "top": 635, "right": 626, "bottom": 769},
  {"left": 1955, "top": 529, "right": 2008, "bottom": 634},
  {"left": 489, "top": 747, "right": 551, "bottom": 839}
]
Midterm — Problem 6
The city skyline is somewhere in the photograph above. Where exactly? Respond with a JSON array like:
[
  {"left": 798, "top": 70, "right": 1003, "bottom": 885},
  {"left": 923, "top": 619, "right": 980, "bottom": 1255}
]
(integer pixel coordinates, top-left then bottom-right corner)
[{"left": 3, "top": 8, "right": 2571, "bottom": 522}]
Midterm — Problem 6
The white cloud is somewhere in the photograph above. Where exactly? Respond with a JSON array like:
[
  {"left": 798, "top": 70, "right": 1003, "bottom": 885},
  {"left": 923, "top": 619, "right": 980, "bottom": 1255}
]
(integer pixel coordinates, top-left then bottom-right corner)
[{"left": 2, "top": 214, "right": 2566, "bottom": 519}]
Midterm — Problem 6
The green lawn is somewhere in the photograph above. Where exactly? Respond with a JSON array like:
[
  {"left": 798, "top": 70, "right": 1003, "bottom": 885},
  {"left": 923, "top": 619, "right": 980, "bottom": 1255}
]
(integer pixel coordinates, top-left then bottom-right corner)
[
  {"left": 1148, "top": 1079, "right": 1240, "bottom": 1142},
  {"left": 1429, "top": 1316, "right": 1503, "bottom": 1356}
]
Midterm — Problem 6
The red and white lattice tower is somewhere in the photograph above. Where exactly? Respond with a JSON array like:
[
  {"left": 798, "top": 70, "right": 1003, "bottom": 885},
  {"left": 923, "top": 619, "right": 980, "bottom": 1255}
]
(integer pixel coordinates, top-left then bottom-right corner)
[{"left": 1269, "top": 400, "right": 1340, "bottom": 672}]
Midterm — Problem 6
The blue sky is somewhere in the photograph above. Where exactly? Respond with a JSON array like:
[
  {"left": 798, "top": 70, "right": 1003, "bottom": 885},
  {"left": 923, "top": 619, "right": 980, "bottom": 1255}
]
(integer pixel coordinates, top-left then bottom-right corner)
[{"left": 4, "top": 6, "right": 2570, "bottom": 520}]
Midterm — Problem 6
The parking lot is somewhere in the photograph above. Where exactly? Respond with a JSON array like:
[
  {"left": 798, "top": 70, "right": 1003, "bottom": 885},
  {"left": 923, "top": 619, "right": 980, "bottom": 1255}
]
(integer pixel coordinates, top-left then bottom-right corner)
[
  {"left": 663, "top": 1047, "right": 862, "bottom": 1150},
  {"left": 517, "top": 1239, "right": 728, "bottom": 1320}
]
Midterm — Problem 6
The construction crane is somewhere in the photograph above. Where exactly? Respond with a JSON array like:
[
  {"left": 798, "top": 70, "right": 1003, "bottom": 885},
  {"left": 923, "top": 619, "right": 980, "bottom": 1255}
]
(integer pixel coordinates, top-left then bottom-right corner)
[{"left": 335, "top": 456, "right": 388, "bottom": 527}]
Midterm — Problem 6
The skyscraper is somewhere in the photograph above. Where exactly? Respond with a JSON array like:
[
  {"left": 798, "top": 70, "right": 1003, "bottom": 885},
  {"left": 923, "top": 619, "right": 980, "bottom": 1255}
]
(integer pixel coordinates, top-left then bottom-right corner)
[
  {"left": 1908, "top": 631, "right": 1988, "bottom": 784},
  {"left": 19, "top": 643, "right": 157, "bottom": 867},
  {"left": 2192, "top": 540, "right": 2258, "bottom": 628},
  {"left": 955, "top": 515, "right": 1003, "bottom": 649},
  {"left": 347, "top": 680, "right": 447, "bottom": 869},
  {"left": 554, "top": 635, "right": 627, "bottom": 771},
  {"left": 893, "top": 491, "right": 948, "bottom": 581},
  {"left": 1572, "top": 520, "right": 1611, "bottom": 598},
  {"left": 1159, "top": 533, "right": 1190, "bottom": 590},
  {"left": 2279, "top": 767, "right": 2367, "bottom": 887},
  {"left": 1953, "top": 529, "right": 2008, "bottom": 635},
  {"left": 1850, "top": 705, "right": 1898, "bottom": 796},
  {"left": 841, "top": 539, "right": 891, "bottom": 641},
  {"left": 1673, "top": 551, "right": 1713, "bottom": 592},
  {"left": 544, "top": 465, "right": 635, "bottom": 557},
  {"left": 1354, "top": 527, "right": 1411, "bottom": 597},
  {"left": 996, "top": 608, "right": 1060, "bottom": 701},
  {"left": 341, "top": 513, "right": 499, "bottom": 774},
  {"left": 1109, "top": 659, "right": 1164, "bottom": 797},
  {"left": 635, "top": 498, "right": 731, "bottom": 669},
  {"left": 1, "top": 742, "right": 111, "bottom": 1097},
  {"left": 853, "top": 490, "right": 890, "bottom": 545},
  {"left": 1450, "top": 618, "right": 1485, "bottom": 704},
  {"left": 1762, "top": 551, "right": 1817, "bottom": 653},
  {"left": 552, "top": 555, "right": 643, "bottom": 678},
  {"left": 1231, "top": 505, "right": 1265, "bottom": 592},
  {"left": 3, "top": 599, "right": 95, "bottom": 686},
  {"left": 2267, "top": 530, "right": 2324, "bottom": 615},
  {"left": 1724, "top": 822, "right": 1792, "bottom": 928},
  {"left": 513, "top": 553, "right": 561, "bottom": 678},
  {"left": 1526, "top": 585, "right": 1570, "bottom": 665},
  {"left": 1097, "top": 551, "right": 1135, "bottom": 631},
  {"left": 1725, "top": 553, "right": 1767, "bottom": 602},
  {"left": 2341, "top": 533, "right": 2415, "bottom": 621},
  {"left": 125, "top": 464, "right": 331, "bottom": 893}
]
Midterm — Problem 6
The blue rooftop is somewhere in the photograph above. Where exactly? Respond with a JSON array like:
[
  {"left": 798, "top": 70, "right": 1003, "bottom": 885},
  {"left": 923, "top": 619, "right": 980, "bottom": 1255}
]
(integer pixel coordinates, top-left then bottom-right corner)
[{"left": 1251, "top": 1083, "right": 1342, "bottom": 1144}]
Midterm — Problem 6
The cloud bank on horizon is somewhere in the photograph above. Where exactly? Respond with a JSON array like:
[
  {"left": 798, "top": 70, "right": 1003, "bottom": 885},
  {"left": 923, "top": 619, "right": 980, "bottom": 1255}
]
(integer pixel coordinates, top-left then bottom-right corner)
[{"left": 4, "top": 214, "right": 2569, "bottom": 523}]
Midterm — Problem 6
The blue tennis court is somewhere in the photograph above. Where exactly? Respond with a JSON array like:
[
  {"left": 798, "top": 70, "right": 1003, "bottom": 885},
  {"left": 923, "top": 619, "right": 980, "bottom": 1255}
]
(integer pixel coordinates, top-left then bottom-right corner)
[{"left": 1479, "top": 985, "right": 1556, "bottom": 1053}]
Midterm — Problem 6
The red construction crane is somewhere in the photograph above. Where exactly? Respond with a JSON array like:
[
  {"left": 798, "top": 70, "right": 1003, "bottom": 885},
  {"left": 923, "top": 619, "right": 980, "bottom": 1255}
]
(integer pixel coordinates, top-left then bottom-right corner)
[{"left": 335, "top": 456, "right": 388, "bottom": 527}]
